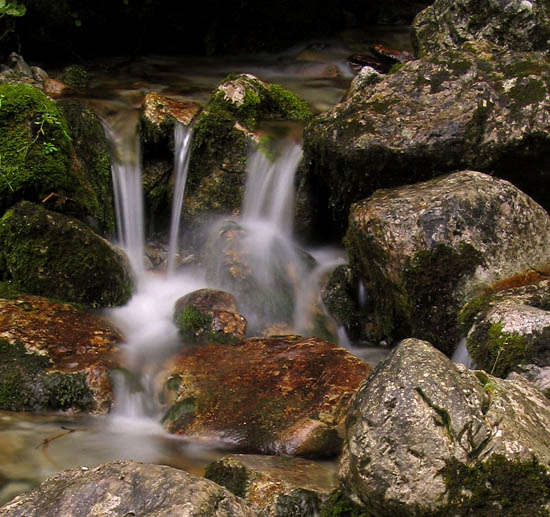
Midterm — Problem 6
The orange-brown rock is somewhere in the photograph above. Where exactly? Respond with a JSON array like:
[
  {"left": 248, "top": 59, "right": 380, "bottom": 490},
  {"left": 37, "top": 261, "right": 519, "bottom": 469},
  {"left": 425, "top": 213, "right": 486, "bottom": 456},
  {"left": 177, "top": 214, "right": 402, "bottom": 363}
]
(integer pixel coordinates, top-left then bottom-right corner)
[
  {"left": 142, "top": 92, "right": 200, "bottom": 127},
  {"left": 160, "top": 336, "right": 371, "bottom": 458},
  {"left": 0, "top": 295, "right": 122, "bottom": 413}
]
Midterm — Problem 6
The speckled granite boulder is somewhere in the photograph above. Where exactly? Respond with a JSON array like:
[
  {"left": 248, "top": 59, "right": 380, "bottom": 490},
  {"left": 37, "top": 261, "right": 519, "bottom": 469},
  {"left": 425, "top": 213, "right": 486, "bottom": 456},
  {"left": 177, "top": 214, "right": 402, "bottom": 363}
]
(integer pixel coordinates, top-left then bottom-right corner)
[
  {"left": 340, "top": 338, "right": 550, "bottom": 515},
  {"left": 345, "top": 170, "right": 550, "bottom": 354},
  {"left": 301, "top": 42, "right": 550, "bottom": 236},
  {"left": 412, "top": 0, "right": 550, "bottom": 57},
  {"left": 159, "top": 335, "right": 371, "bottom": 458},
  {"left": 0, "top": 460, "right": 256, "bottom": 516}
]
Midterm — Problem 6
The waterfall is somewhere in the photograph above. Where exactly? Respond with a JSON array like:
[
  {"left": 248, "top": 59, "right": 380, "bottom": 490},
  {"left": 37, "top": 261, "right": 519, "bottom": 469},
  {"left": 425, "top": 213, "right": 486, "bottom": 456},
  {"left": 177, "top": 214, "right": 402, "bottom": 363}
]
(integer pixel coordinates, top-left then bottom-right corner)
[
  {"left": 103, "top": 121, "right": 145, "bottom": 278},
  {"left": 167, "top": 124, "right": 193, "bottom": 274},
  {"left": 452, "top": 337, "right": 474, "bottom": 368}
]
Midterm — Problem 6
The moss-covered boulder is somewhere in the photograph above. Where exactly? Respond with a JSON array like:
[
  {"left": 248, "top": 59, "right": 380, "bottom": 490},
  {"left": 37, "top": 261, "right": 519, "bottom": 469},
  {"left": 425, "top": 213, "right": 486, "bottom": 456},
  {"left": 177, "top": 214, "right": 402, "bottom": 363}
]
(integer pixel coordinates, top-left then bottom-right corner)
[
  {"left": 459, "top": 278, "right": 550, "bottom": 378},
  {"left": 173, "top": 288, "right": 246, "bottom": 345},
  {"left": 301, "top": 42, "right": 550, "bottom": 238},
  {"left": 0, "top": 460, "right": 257, "bottom": 516},
  {"left": 159, "top": 335, "right": 371, "bottom": 458},
  {"left": 345, "top": 171, "right": 550, "bottom": 355},
  {"left": 0, "top": 294, "right": 121, "bottom": 413},
  {"left": 0, "top": 83, "right": 98, "bottom": 221},
  {"left": 0, "top": 201, "right": 134, "bottom": 308},
  {"left": 185, "top": 74, "right": 311, "bottom": 219},
  {"left": 339, "top": 338, "right": 550, "bottom": 515},
  {"left": 205, "top": 454, "right": 337, "bottom": 516},
  {"left": 56, "top": 98, "right": 115, "bottom": 234},
  {"left": 412, "top": 0, "right": 550, "bottom": 57}
]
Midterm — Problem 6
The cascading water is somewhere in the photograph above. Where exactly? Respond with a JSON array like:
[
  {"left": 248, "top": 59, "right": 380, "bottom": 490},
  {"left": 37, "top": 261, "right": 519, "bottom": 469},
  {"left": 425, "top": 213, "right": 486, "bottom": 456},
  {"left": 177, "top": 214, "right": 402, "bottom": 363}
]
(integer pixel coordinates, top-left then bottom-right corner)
[
  {"left": 103, "top": 120, "right": 146, "bottom": 278},
  {"left": 452, "top": 337, "right": 474, "bottom": 368},
  {"left": 167, "top": 123, "right": 193, "bottom": 274}
]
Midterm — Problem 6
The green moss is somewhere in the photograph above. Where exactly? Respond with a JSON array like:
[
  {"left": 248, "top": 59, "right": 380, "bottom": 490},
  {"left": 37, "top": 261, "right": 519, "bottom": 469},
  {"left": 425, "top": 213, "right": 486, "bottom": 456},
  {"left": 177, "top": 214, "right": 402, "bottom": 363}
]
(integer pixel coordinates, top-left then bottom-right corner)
[
  {"left": 161, "top": 396, "right": 196, "bottom": 425},
  {"left": 403, "top": 243, "right": 484, "bottom": 355},
  {"left": 0, "top": 339, "right": 93, "bottom": 411},
  {"left": 0, "top": 201, "right": 133, "bottom": 308},
  {"left": 204, "top": 460, "right": 249, "bottom": 499},
  {"left": 320, "top": 491, "right": 370, "bottom": 516},
  {"left": 0, "top": 83, "right": 97, "bottom": 220},
  {"left": 457, "top": 294, "right": 492, "bottom": 335},
  {"left": 388, "top": 63, "right": 405, "bottom": 74},
  {"left": 177, "top": 305, "right": 213, "bottom": 339},
  {"left": 506, "top": 77, "right": 547, "bottom": 110},
  {"left": 439, "top": 455, "right": 550, "bottom": 516},
  {"left": 59, "top": 65, "right": 88, "bottom": 89},
  {"left": 0, "top": 280, "right": 20, "bottom": 299},
  {"left": 57, "top": 99, "right": 114, "bottom": 234},
  {"left": 467, "top": 321, "right": 527, "bottom": 378}
]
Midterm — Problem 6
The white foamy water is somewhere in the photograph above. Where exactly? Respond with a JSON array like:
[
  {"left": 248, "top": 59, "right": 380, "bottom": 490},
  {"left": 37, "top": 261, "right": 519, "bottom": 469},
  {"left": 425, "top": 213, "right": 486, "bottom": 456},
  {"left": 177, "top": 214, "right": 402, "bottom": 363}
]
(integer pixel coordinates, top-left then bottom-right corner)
[
  {"left": 167, "top": 124, "right": 193, "bottom": 274},
  {"left": 103, "top": 120, "right": 145, "bottom": 277},
  {"left": 452, "top": 337, "right": 474, "bottom": 368}
]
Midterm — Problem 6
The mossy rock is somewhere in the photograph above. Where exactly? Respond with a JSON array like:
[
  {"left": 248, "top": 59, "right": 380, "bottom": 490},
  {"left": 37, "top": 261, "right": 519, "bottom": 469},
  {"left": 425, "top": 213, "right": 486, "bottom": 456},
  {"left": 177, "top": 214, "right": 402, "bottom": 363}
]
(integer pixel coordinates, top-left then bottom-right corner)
[
  {"left": 0, "top": 83, "right": 98, "bottom": 220},
  {"left": 57, "top": 98, "right": 115, "bottom": 235},
  {"left": 0, "top": 201, "right": 133, "bottom": 308},
  {"left": 0, "top": 339, "right": 93, "bottom": 412},
  {"left": 185, "top": 74, "right": 311, "bottom": 217}
]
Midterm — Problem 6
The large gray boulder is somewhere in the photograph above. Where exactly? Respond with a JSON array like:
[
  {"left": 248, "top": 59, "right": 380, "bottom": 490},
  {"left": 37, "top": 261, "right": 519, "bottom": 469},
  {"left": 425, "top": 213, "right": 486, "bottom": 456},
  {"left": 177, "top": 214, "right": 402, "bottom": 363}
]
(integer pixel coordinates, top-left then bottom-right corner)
[
  {"left": 0, "top": 460, "right": 257, "bottom": 516},
  {"left": 301, "top": 42, "right": 550, "bottom": 236},
  {"left": 412, "top": 0, "right": 550, "bottom": 57},
  {"left": 340, "top": 338, "right": 550, "bottom": 515},
  {"left": 345, "top": 170, "right": 550, "bottom": 354}
]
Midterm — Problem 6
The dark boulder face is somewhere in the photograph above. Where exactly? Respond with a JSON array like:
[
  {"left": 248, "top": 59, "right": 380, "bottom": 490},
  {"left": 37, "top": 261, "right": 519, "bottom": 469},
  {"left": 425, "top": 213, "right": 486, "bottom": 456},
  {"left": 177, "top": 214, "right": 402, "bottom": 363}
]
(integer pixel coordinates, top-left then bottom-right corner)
[
  {"left": 412, "top": 0, "right": 550, "bottom": 57},
  {"left": 300, "top": 42, "right": 550, "bottom": 238},
  {"left": 345, "top": 170, "right": 550, "bottom": 354},
  {"left": 340, "top": 338, "right": 550, "bottom": 515},
  {"left": 0, "top": 201, "right": 134, "bottom": 308},
  {"left": 0, "top": 460, "right": 257, "bottom": 516}
]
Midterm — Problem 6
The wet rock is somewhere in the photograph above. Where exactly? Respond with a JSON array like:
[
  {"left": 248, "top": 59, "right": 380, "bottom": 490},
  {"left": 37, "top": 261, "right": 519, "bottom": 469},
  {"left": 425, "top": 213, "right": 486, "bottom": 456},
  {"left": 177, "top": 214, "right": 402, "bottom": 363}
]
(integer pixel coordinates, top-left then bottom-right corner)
[
  {"left": 0, "top": 201, "right": 134, "bottom": 308},
  {"left": 205, "top": 454, "right": 337, "bottom": 516},
  {"left": 301, "top": 43, "right": 550, "bottom": 237},
  {"left": 343, "top": 65, "right": 384, "bottom": 100},
  {"left": 0, "top": 82, "right": 100, "bottom": 222},
  {"left": 0, "top": 295, "right": 121, "bottom": 413},
  {"left": 340, "top": 338, "right": 550, "bottom": 515},
  {"left": 0, "top": 460, "right": 256, "bottom": 516},
  {"left": 160, "top": 335, "right": 371, "bottom": 458},
  {"left": 57, "top": 98, "right": 116, "bottom": 234},
  {"left": 186, "top": 73, "right": 311, "bottom": 219},
  {"left": 412, "top": 0, "right": 550, "bottom": 57},
  {"left": 0, "top": 53, "right": 46, "bottom": 89},
  {"left": 139, "top": 93, "right": 201, "bottom": 235},
  {"left": 174, "top": 288, "right": 246, "bottom": 345},
  {"left": 346, "top": 171, "right": 550, "bottom": 355},
  {"left": 460, "top": 278, "right": 550, "bottom": 377}
]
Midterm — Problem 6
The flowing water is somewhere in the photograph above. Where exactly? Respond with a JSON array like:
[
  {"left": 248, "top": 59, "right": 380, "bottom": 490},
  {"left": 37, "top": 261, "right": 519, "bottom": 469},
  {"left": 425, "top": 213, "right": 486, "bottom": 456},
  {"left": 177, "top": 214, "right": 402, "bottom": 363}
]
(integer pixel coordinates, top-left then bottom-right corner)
[{"left": 0, "top": 33, "right": 409, "bottom": 503}]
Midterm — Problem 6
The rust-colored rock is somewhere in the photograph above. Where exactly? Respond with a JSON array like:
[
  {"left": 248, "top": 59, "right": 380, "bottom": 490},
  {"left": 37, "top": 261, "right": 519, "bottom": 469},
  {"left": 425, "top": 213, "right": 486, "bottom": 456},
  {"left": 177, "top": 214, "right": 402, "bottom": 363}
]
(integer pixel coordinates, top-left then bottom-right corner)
[
  {"left": 160, "top": 336, "right": 371, "bottom": 458},
  {"left": 0, "top": 295, "right": 122, "bottom": 413},
  {"left": 142, "top": 92, "right": 201, "bottom": 126}
]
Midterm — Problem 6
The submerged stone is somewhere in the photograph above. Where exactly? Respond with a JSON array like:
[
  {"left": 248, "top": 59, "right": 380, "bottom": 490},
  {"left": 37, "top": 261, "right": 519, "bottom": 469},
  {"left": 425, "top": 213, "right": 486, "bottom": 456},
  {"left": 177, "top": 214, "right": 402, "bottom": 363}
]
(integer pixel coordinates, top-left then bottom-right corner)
[
  {"left": 0, "top": 295, "right": 121, "bottom": 413},
  {"left": 345, "top": 170, "right": 550, "bottom": 354},
  {"left": 0, "top": 460, "right": 257, "bottom": 516},
  {"left": 301, "top": 43, "right": 550, "bottom": 237},
  {"left": 205, "top": 454, "right": 337, "bottom": 516},
  {"left": 0, "top": 201, "right": 134, "bottom": 308},
  {"left": 340, "top": 338, "right": 550, "bottom": 515},
  {"left": 159, "top": 335, "right": 371, "bottom": 458}
]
